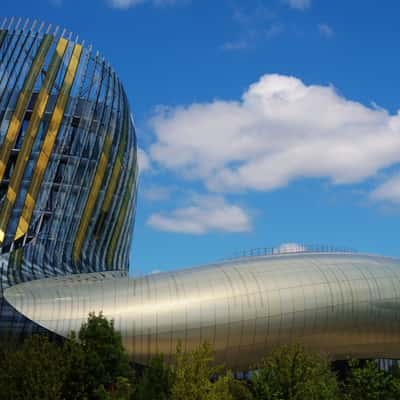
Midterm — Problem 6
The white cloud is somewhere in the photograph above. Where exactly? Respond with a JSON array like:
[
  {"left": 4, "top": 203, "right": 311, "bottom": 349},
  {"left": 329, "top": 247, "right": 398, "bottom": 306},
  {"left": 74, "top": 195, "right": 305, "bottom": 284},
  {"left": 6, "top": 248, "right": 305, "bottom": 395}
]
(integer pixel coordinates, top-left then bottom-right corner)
[
  {"left": 137, "top": 147, "right": 150, "bottom": 173},
  {"left": 142, "top": 185, "right": 173, "bottom": 201},
  {"left": 285, "top": 0, "right": 311, "bottom": 11},
  {"left": 147, "top": 195, "right": 251, "bottom": 234},
  {"left": 108, "top": 0, "right": 183, "bottom": 8},
  {"left": 223, "top": 6, "right": 283, "bottom": 51},
  {"left": 371, "top": 175, "right": 400, "bottom": 204},
  {"left": 318, "top": 23, "right": 334, "bottom": 38},
  {"left": 149, "top": 74, "right": 400, "bottom": 193}
]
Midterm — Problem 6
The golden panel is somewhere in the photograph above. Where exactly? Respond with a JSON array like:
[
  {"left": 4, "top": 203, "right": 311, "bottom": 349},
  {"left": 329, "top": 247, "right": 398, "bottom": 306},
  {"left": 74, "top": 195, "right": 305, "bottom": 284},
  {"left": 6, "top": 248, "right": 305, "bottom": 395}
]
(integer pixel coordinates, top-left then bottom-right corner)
[
  {"left": 0, "top": 34, "right": 53, "bottom": 185},
  {"left": 0, "top": 38, "right": 68, "bottom": 244},
  {"left": 106, "top": 166, "right": 135, "bottom": 268},
  {"left": 72, "top": 134, "right": 113, "bottom": 263},
  {"left": 14, "top": 43, "right": 82, "bottom": 241},
  {"left": 94, "top": 105, "right": 128, "bottom": 239}
]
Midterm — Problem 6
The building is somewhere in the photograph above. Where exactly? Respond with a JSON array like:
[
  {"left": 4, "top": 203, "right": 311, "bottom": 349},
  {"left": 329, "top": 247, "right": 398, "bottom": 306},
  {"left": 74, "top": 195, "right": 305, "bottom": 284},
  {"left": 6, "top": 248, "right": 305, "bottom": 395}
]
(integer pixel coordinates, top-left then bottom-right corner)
[
  {"left": 0, "top": 18, "right": 137, "bottom": 336},
  {"left": 1, "top": 19, "right": 400, "bottom": 369}
]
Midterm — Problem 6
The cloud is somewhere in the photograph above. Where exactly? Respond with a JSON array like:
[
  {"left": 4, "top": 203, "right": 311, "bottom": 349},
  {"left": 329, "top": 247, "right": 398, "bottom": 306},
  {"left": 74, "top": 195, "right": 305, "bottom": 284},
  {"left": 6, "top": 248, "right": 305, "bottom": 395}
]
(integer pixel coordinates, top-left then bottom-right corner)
[
  {"left": 148, "top": 74, "right": 400, "bottom": 193},
  {"left": 222, "top": 6, "right": 283, "bottom": 51},
  {"left": 222, "top": 39, "right": 249, "bottom": 51},
  {"left": 142, "top": 185, "right": 173, "bottom": 201},
  {"left": 137, "top": 147, "right": 150, "bottom": 173},
  {"left": 318, "top": 23, "right": 334, "bottom": 38},
  {"left": 232, "top": 6, "right": 275, "bottom": 26},
  {"left": 284, "top": 0, "right": 311, "bottom": 11},
  {"left": 223, "top": 27, "right": 283, "bottom": 51},
  {"left": 147, "top": 195, "right": 251, "bottom": 234},
  {"left": 108, "top": 0, "right": 184, "bottom": 8},
  {"left": 371, "top": 175, "right": 400, "bottom": 204}
]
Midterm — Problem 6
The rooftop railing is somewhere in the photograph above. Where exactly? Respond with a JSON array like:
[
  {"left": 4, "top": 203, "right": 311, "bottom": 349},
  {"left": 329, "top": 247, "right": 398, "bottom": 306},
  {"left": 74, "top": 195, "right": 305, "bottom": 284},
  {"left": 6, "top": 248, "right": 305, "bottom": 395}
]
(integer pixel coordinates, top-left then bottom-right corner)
[{"left": 220, "top": 243, "right": 357, "bottom": 262}]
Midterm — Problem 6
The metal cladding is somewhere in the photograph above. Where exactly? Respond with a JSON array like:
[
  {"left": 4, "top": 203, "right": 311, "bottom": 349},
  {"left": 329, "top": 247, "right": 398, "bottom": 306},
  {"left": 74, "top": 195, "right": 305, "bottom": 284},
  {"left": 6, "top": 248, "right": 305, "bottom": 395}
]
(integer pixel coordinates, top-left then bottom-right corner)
[
  {"left": 2, "top": 18, "right": 400, "bottom": 369},
  {"left": 0, "top": 18, "right": 137, "bottom": 335},
  {"left": 6, "top": 252, "right": 400, "bottom": 368},
  {"left": 0, "top": 18, "right": 137, "bottom": 285}
]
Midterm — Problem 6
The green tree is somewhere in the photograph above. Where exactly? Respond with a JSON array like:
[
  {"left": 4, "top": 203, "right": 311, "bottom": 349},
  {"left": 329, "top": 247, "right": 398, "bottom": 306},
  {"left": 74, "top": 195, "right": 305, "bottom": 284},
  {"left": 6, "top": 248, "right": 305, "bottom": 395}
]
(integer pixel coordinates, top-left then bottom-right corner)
[
  {"left": 0, "top": 335, "right": 66, "bottom": 400},
  {"left": 137, "top": 353, "right": 173, "bottom": 400},
  {"left": 170, "top": 341, "right": 233, "bottom": 400},
  {"left": 252, "top": 344, "right": 339, "bottom": 400},
  {"left": 0, "top": 313, "right": 135, "bottom": 400},
  {"left": 344, "top": 359, "right": 400, "bottom": 400},
  {"left": 389, "top": 362, "right": 400, "bottom": 379},
  {"left": 77, "top": 312, "right": 134, "bottom": 399},
  {"left": 227, "top": 376, "right": 254, "bottom": 400},
  {"left": 62, "top": 331, "right": 90, "bottom": 400}
]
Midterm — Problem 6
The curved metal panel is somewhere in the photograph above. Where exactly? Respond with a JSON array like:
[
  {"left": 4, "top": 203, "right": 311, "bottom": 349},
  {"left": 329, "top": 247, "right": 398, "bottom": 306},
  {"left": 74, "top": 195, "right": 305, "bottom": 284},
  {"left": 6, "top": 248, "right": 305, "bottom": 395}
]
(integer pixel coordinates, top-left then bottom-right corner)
[{"left": 6, "top": 253, "right": 400, "bottom": 368}]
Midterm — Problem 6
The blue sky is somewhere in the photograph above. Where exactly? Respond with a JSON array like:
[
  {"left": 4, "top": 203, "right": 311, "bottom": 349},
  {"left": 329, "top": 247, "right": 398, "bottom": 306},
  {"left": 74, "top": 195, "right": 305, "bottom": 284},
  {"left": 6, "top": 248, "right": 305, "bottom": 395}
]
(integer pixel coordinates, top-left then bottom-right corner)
[{"left": 3, "top": 0, "right": 400, "bottom": 275}]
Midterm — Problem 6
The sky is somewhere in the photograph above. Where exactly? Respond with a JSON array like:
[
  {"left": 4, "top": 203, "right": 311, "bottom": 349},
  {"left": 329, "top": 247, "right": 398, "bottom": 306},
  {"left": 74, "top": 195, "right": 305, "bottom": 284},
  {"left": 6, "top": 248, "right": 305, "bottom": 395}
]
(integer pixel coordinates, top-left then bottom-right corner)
[{"left": 2, "top": 0, "right": 400, "bottom": 275}]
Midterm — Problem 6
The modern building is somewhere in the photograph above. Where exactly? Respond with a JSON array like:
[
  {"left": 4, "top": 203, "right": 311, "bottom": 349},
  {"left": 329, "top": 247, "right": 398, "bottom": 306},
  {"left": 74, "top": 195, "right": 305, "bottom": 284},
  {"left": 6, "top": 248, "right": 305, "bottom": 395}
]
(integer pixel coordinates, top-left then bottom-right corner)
[
  {"left": 0, "top": 18, "right": 137, "bottom": 336},
  {"left": 1, "top": 19, "right": 400, "bottom": 369}
]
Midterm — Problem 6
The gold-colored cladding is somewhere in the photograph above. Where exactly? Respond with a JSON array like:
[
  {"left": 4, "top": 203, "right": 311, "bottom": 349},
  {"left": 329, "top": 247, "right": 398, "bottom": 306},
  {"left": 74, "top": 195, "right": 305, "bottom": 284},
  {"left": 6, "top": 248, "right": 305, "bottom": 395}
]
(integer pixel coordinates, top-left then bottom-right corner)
[
  {"left": 0, "top": 38, "right": 68, "bottom": 244},
  {"left": 0, "top": 34, "right": 53, "bottom": 186},
  {"left": 106, "top": 154, "right": 136, "bottom": 268},
  {"left": 94, "top": 104, "right": 128, "bottom": 239},
  {"left": 72, "top": 133, "right": 113, "bottom": 263},
  {"left": 14, "top": 43, "right": 83, "bottom": 241}
]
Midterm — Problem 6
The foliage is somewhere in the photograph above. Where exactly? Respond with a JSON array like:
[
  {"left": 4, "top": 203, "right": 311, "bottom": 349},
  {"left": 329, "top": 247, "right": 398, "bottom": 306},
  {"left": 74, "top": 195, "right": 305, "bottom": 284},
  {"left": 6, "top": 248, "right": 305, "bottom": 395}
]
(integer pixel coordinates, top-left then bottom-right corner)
[
  {"left": 0, "top": 313, "right": 134, "bottom": 400},
  {"left": 78, "top": 311, "right": 133, "bottom": 396},
  {"left": 227, "top": 376, "right": 254, "bottom": 400},
  {"left": 2, "top": 317, "right": 400, "bottom": 400},
  {"left": 61, "top": 331, "right": 89, "bottom": 399},
  {"left": 252, "top": 344, "right": 340, "bottom": 400},
  {"left": 170, "top": 341, "right": 233, "bottom": 400},
  {"left": 0, "top": 335, "right": 67, "bottom": 400},
  {"left": 344, "top": 359, "right": 400, "bottom": 400},
  {"left": 137, "top": 353, "right": 173, "bottom": 400}
]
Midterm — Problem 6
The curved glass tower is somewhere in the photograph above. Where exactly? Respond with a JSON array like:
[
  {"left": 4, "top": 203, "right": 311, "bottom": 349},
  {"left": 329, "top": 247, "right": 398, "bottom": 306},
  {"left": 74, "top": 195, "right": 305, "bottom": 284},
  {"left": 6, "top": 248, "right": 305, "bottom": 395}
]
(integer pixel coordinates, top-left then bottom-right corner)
[
  {"left": 1, "top": 18, "right": 400, "bottom": 369},
  {"left": 0, "top": 18, "right": 137, "bottom": 335}
]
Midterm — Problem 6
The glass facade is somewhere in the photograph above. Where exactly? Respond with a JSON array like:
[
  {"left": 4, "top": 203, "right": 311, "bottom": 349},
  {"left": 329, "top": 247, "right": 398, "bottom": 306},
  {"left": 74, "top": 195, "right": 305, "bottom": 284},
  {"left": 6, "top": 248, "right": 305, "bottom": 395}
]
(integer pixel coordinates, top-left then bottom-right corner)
[{"left": 0, "top": 19, "right": 137, "bottom": 335}]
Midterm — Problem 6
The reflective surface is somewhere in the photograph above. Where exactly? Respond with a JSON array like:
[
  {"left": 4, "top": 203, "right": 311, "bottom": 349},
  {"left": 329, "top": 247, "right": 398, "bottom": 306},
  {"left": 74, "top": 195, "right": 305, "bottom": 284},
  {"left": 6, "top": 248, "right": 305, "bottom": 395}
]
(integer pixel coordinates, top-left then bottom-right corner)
[
  {"left": 0, "top": 19, "right": 137, "bottom": 280},
  {"left": 1, "top": 18, "right": 400, "bottom": 369},
  {"left": 6, "top": 252, "right": 400, "bottom": 369},
  {"left": 0, "top": 18, "right": 137, "bottom": 335}
]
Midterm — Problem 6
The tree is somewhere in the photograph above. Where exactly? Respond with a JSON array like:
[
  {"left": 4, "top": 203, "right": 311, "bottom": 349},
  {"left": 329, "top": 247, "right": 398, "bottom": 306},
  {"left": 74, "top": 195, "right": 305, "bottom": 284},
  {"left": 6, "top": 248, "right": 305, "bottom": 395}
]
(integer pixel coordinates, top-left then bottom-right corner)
[
  {"left": 170, "top": 341, "right": 233, "bottom": 400},
  {"left": 136, "top": 353, "right": 173, "bottom": 400},
  {"left": 227, "top": 376, "right": 254, "bottom": 400},
  {"left": 0, "top": 335, "right": 66, "bottom": 400},
  {"left": 344, "top": 359, "right": 400, "bottom": 400},
  {"left": 252, "top": 344, "right": 339, "bottom": 400},
  {"left": 76, "top": 312, "right": 134, "bottom": 398},
  {"left": 61, "top": 331, "right": 90, "bottom": 400}
]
